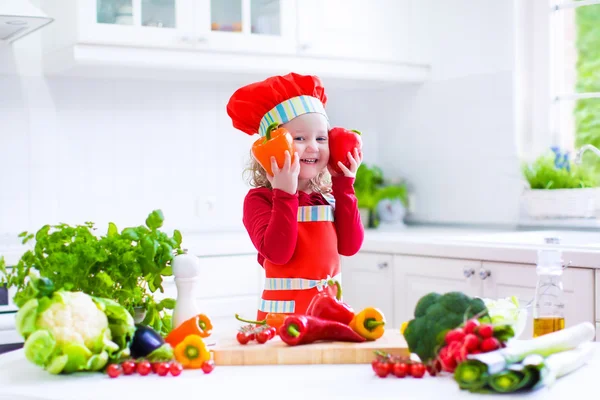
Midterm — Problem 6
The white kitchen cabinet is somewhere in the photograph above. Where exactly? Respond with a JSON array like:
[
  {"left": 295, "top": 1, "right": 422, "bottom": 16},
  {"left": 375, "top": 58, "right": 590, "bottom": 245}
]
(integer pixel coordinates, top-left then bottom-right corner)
[
  {"left": 482, "top": 262, "right": 595, "bottom": 340},
  {"left": 393, "top": 255, "right": 482, "bottom": 328},
  {"left": 296, "top": 0, "right": 420, "bottom": 64},
  {"left": 41, "top": 0, "right": 296, "bottom": 54},
  {"left": 340, "top": 252, "right": 395, "bottom": 328},
  {"left": 158, "top": 253, "right": 262, "bottom": 337}
]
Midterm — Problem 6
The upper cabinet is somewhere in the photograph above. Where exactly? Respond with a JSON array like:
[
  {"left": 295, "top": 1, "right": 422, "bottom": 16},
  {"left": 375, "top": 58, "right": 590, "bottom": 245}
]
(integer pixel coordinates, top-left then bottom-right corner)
[
  {"left": 296, "top": 0, "right": 420, "bottom": 64},
  {"left": 39, "top": 0, "right": 430, "bottom": 85}
]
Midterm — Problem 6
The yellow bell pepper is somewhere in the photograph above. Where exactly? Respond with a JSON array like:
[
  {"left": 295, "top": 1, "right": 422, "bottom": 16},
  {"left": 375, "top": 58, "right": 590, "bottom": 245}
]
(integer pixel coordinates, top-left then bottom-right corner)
[
  {"left": 174, "top": 334, "right": 211, "bottom": 369},
  {"left": 400, "top": 321, "right": 408, "bottom": 335},
  {"left": 350, "top": 307, "right": 386, "bottom": 340}
]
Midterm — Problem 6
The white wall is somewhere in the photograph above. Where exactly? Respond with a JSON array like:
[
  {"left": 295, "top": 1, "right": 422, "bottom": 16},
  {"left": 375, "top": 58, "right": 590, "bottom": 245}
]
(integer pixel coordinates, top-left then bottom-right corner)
[
  {"left": 376, "top": 0, "right": 524, "bottom": 226},
  {"left": 0, "top": 0, "right": 525, "bottom": 236},
  {"left": 0, "top": 33, "right": 384, "bottom": 237}
]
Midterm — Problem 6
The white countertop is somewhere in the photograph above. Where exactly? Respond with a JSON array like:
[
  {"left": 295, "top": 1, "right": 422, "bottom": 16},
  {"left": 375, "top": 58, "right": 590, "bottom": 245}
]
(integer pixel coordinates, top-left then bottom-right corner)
[
  {"left": 3, "top": 225, "right": 600, "bottom": 267},
  {"left": 0, "top": 344, "right": 598, "bottom": 400}
]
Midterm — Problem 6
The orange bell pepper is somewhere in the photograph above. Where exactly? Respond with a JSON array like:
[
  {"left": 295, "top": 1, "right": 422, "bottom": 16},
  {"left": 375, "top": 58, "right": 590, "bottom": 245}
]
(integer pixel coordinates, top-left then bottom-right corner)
[
  {"left": 165, "top": 313, "right": 212, "bottom": 348},
  {"left": 251, "top": 122, "right": 295, "bottom": 176},
  {"left": 235, "top": 312, "right": 287, "bottom": 330},
  {"left": 174, "top": 334, "right": 211, "bottom": 369}
]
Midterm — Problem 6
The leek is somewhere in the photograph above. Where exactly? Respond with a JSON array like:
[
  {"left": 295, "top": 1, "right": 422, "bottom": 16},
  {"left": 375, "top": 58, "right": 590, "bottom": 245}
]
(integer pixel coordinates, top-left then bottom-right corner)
[{"left": 454, "top": 322, "right": 596, "bottom": 393}]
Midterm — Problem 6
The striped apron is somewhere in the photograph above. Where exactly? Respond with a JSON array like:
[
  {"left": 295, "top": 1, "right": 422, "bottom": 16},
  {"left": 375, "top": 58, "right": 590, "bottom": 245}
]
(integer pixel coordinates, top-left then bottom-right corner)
[{"left": 256, "top": 196, "right": 340, "bottom": 320}]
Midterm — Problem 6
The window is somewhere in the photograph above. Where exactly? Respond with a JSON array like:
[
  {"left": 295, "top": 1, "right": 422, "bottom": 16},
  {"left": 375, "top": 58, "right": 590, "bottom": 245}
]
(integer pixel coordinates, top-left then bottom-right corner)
[{"left": 522, "top": 1, "right": 600, "bottom": 163}]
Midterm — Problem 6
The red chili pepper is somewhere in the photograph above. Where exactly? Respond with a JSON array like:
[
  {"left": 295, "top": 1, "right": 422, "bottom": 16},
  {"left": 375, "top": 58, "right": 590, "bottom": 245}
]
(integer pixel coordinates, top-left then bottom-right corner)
[
  {"left": 279, "top": 314, "right": 366, "bottom": 346},
  {"left": 306, "top": 280, "right": 355, "bottom": 325}
]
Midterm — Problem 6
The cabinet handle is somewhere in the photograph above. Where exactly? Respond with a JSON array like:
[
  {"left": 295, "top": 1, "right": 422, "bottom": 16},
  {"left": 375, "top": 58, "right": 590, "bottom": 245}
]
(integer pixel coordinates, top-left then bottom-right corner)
[
  {"left": 195, "top": 36, "right": 207, "bottom": 43},
  {"left": 180, "top": 35, "right": 191, "bottom": 43},
  {"left": 377, "top": 262, "right": 389, "bottom": 269},
  {"left": 463, "top": 267, "right": 475, "bottom": 278},
  {"left": 297, "top": 43, "right": 311, "bottom": 51},
  {"left": 479, "top": 269, "right": 492, "bottom": 280}
]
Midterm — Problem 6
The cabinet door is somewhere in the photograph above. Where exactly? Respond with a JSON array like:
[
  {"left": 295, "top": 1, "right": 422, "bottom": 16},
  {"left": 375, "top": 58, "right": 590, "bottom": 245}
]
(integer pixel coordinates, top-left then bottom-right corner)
[
  {"left": 482, "top": 262, "right": 595, "bottom": 340},
  {"left": 341, "top": 252, "right": 395, "bottom": 328},
  {"left": 194, "top": 0, "right": 297, "bottom": 55},
  {"left": 78, "top": 0, "right": 196, "bottom": 48},
  {"left": 158, "top": 254, "right": 261, "bottom": 338},
  {"left": 393, "top": 255, "right": 482, "bottom": 327},
  {"left": 296, "top": 0, "right": 413, "bottom": 63}
]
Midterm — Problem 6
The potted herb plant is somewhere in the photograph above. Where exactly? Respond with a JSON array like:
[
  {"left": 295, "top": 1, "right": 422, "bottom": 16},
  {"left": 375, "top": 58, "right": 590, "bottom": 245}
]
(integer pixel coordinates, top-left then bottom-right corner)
[
  {"left": 521, "top": 147, "right": 600, "bottom": 218},
  {"left": 0, "top": 209, "right": 183, "bottom": 336},
  {"left": 354, "top": 164, "right": 410, "bottom": 228}
]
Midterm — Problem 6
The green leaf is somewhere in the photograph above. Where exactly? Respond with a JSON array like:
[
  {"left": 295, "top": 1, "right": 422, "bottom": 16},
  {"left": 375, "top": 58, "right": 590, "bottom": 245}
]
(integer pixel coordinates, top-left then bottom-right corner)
[
  {"left": 107, "top": 222, "right": 118, "bottom": 237},
  {"left": 23, "top": 330, "right": 56, "bottom": 367},
  {"left": 173, "top": 230, "right": 182, "bottom": 246},
  {"left": 145, "top": 210, "right": 164, "bottom": 230},
  {"left": 157, "top": 298, "right": 176, "bottom": 311},
  {"left": 122, "top": 227, "right": 140, "bottom": 241}
]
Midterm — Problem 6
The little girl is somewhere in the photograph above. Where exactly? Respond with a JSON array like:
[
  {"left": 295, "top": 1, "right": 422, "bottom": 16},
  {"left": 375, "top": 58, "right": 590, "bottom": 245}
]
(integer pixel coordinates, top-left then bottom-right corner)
[{"left": 227, "top": 72, "right": 364, "bottom": 320}]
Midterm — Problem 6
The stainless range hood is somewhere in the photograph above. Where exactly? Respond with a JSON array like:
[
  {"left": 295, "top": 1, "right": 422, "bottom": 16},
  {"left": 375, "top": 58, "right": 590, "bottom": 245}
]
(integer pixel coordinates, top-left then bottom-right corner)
[{"left": 0, "top": 0, "right": 54, "bottom": 44}]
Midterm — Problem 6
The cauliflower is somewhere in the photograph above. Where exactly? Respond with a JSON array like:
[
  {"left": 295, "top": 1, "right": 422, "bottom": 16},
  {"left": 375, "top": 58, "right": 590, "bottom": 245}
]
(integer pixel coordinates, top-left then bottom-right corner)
[
  {"left": 15, "top": 290, "right": 135, "bottom": 374},
  {"left": 37, "top": 292, "right": 109, "bottom": 349}
]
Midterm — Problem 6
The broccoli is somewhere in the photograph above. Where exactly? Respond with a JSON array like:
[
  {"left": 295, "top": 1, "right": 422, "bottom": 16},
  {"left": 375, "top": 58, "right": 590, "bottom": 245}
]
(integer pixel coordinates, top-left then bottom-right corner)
[{"left": 403, "top": 291, "right": 487, "bottom": 363}]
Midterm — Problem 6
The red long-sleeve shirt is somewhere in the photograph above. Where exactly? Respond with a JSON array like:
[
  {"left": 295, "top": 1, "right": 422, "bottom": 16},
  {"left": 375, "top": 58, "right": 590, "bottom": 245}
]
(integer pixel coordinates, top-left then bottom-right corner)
[{"left": 242, "top": 176, "right": 365, "bottom": 267}]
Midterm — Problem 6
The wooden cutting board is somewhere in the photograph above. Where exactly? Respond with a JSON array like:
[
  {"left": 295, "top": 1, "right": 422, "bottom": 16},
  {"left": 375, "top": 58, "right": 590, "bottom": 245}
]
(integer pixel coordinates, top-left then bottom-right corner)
[{"left": 211, "top": 329, "right": 409, "bottom": 366}]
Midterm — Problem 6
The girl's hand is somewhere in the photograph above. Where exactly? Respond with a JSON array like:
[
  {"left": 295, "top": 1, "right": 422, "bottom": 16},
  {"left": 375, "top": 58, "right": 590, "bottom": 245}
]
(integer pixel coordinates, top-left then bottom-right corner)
[
  {"left": 329, "top": 147, "right": 362, "bottom": 178},
  {"left": 267, "top": 151, "right": 300, "bottom": 195}
]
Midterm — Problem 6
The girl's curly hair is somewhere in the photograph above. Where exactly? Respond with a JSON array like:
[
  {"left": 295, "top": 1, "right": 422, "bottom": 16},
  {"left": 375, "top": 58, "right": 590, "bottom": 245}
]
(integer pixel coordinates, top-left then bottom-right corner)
[{"left": 243, "top": 149, "right": 332, "bottom": 194}]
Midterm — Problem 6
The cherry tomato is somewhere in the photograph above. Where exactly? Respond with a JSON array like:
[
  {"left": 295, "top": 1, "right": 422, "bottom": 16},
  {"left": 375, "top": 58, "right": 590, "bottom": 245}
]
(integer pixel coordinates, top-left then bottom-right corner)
[
  {"left": 136, "top": 360, "right": 152, "bottom": 376},
  {"left": 463, "top": 319, "right": 480, "bottom": 334},
  {"left": 410, "top": 363, "right": 426, "bottom": 378},
  {"left": 106, "top": 363, "right": 121, "bottom": 378},
  {"left": 169, "top": 362, "right": 183, "bottom": 377},
  {"left": 236, "top": 331, "right": 250, "bottom": 345},
  {"left": 151, "top": 362, "right": 161, "bottom": 374},
  {"left": 267, "top": 326, "right": 277, "bottom": 338},
  {"left": 392, "top": 362, "right": 408, "bottom": 378},
  {"left": 121, "top": 360, "right": 136, "bottom": 375},
  {"left": 373, "top": 361, "right": 391, "bottom": 378},
  {"left": 156, "top": 362, "right": 170, "bottom": 376},
  {"left": 256, "top": 330, "right": 270, "bottom": 344},
  {"left": 201, "top": 360, "right": 215, "bottom": 374}
]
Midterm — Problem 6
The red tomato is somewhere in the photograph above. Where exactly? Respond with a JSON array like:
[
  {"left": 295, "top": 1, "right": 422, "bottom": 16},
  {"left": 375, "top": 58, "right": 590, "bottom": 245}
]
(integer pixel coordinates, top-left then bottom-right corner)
[
  {"left": 373, "top": 361, "right": 391, "bottom": 378},
  {"left": 267, "top": 326, "right": 277, "bottom": 338},
  {"left": 121, "top": 360, "right": 136, "bottom": 375},
  {"left": 136, "top": 360, "right": 152, "bottom": 376},
  {"left": 201, "top": 360, "right": 215, "bottom": 374},
  {"left": 236, "top": 331, "right": 250, "bottom": 345},
  {"left": 156, "top": 362, "right": 170, "bottom": 376},
  {"left": 106, "top": 363, "right": 121, "bottom": 378},
  {"left": 327, "top": 127, "right": 363, "bottom": 175},
  {"left": 392, "top": 362, "right": 409, "bottom": 378},
  {"left": 256, "top": 330, "right": 270, "bottom": 344},
  {"left": 410, "top": 363, "right": 426, "bottom": 378},
  {"left": 169, "top": 362, "right": 183, "bottom": 377}
]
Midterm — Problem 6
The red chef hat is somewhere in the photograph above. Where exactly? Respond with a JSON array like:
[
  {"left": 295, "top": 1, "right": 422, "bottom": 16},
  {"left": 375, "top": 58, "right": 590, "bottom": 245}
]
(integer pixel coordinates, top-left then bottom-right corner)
[{"left": 227, "top": 72, "right": 328, "bottom": 137}]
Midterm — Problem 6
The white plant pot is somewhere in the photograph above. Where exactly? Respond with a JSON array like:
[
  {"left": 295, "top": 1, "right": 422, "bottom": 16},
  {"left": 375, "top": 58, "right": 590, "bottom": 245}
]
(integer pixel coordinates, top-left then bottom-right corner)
[
  {"left": 522, "top": 188, "right": 600, "bottom": 219},
  {"left": 359, "top": 208, "right": 370, "bottom": 228}
]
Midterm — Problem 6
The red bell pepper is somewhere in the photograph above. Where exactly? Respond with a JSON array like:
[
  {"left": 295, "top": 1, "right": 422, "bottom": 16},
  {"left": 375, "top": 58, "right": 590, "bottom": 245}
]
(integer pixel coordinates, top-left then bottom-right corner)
[
  {"left": 327, "top": 127, "right": 363, "bottom": 175},
  {"left": 279, "top": 315, "right": 366, "bottom": 346},
  {"left": 306, "top": 280, "right": 355, "bottom": 325}
]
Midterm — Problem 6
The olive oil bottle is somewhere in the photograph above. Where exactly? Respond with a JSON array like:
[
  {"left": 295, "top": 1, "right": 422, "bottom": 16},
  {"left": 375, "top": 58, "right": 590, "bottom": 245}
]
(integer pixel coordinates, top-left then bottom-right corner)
[
  {"left": 533, "top": 238, "right": 566, "bottom": 337},
  {"left": 533, "top": 317, "right": 565, "bottom": 337}
]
